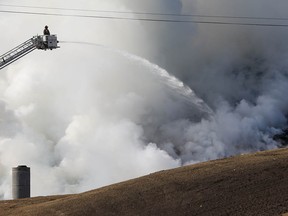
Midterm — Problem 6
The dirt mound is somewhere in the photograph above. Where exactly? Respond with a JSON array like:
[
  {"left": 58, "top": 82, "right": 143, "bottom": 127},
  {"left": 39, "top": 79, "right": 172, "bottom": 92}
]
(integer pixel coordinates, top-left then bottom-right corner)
[{"left": 1, "top": 148, "right": 288, "bottom": 216}]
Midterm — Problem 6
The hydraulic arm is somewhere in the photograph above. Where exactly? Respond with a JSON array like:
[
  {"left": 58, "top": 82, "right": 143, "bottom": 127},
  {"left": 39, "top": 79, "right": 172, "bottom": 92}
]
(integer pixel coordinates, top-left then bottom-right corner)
[{"left": 0, "top": 35, "right": 59, "bottom": 70}]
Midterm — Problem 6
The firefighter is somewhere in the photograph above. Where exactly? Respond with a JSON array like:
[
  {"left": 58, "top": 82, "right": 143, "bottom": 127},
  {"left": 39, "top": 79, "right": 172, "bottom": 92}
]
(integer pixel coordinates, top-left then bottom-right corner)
[{"left": 43, "top": 25, "right": 50, "bottom": 35}]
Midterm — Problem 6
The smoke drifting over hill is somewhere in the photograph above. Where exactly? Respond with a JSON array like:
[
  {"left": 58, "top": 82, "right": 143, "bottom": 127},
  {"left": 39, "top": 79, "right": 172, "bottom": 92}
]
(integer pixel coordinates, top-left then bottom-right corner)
[{"left": 1, "top": 0, "right": 288, "bottom": 199}]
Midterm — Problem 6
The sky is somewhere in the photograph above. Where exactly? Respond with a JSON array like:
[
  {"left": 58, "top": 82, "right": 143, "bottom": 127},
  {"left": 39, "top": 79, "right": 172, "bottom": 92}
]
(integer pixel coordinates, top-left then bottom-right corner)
[{"left": 1, "top": 0, "right": 288, "bottom": 199}]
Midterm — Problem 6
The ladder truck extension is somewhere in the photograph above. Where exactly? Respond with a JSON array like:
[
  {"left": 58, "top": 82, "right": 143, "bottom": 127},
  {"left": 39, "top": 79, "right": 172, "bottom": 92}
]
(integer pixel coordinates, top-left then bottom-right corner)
[{"left": 0, "top": 35, "right": 60, "bottom": 70}]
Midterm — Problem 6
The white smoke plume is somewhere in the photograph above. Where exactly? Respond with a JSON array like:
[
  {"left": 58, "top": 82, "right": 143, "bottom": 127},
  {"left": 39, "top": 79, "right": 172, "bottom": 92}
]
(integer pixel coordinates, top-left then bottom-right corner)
[{"left": 1, "top": 0, "right": 288, "bottom": 199}]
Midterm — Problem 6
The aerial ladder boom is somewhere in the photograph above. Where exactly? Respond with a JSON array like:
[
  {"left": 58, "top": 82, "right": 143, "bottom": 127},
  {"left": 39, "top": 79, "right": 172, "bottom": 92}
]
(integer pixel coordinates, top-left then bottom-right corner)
[{"left": 0, "top": 35, "right": 59, "bottom": 70}]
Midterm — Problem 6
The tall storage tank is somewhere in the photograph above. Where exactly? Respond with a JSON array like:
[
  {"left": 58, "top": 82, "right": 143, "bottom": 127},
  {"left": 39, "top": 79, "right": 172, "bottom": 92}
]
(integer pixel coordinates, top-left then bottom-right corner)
[{"left": 12, "top": 165, "right": 30, "bottom": 199}]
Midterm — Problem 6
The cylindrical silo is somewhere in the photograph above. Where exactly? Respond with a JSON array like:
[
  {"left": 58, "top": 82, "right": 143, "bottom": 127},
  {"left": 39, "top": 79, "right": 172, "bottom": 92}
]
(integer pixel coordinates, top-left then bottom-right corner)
[{"left": 12, "top": 165, "right": 30, "bottom": 199}]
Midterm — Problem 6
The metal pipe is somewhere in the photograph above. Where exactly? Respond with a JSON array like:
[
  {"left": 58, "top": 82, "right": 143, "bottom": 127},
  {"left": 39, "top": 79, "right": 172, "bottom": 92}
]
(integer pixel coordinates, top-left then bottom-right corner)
[{"left": 12, "top": 165, "right": 30, "bottom": 199}]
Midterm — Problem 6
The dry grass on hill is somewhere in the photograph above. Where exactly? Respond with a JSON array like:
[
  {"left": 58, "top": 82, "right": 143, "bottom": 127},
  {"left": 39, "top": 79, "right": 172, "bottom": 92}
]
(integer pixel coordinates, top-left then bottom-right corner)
[{"left": 1, "top": 148, "right": 288, "bottom": 216}]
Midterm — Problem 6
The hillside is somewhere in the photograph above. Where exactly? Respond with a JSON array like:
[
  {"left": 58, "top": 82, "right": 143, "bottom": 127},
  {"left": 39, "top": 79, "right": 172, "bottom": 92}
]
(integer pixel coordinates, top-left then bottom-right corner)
[{"left": 1, "top": 148, "right": 288, "bottom": 216}]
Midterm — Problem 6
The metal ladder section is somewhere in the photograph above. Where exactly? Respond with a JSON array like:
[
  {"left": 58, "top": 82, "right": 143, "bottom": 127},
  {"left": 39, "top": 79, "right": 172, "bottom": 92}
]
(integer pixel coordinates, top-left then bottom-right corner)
[{"left": 0, "top": 38, "right": 36, "bottom": 70}]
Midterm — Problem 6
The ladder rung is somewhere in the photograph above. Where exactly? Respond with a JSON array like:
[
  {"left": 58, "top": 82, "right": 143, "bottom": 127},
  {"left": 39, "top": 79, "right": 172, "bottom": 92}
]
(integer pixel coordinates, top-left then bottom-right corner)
[{"left": 0, "top": 38, "right": 36, "bottom": 69}]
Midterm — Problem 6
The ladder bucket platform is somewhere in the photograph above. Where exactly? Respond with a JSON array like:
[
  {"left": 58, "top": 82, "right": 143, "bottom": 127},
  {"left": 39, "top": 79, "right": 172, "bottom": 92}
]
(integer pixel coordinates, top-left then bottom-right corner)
[
  {"left": 33, "top": 35, "right": 60, "bottom": 50},
  {"left": 0, "top": 35, "right": 60, "bottom": 70}
]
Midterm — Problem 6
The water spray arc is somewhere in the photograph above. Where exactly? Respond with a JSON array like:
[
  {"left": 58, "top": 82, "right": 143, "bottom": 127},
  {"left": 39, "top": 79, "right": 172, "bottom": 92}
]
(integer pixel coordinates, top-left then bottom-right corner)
[
  {"left": 1, "top": 0, "right": 288, "bottom": 200},
  {"left": 60, "top": 40, "right": 213, "bottom": 117}
]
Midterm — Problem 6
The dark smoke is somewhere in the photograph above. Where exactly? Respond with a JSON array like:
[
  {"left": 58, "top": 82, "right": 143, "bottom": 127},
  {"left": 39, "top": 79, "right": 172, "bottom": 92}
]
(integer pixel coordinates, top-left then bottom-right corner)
[{"left": 0, "top": 0, "right": 288, "bottom": 198}]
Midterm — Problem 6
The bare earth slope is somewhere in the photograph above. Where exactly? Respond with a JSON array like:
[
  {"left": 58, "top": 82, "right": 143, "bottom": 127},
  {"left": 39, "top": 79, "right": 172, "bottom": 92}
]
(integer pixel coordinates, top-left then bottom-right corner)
[{"left": 1, "top": 148, "right": 288, "bottom": 216}]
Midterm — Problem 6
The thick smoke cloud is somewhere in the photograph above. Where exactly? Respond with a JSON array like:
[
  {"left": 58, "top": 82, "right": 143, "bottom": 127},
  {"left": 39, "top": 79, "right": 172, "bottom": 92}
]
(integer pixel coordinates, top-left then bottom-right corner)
[{"left": 1, "top": 0, "right": 288, "bottom": 199}]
